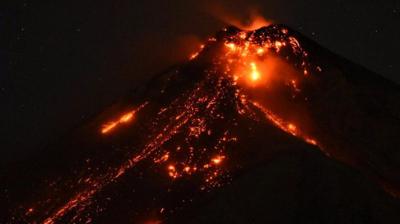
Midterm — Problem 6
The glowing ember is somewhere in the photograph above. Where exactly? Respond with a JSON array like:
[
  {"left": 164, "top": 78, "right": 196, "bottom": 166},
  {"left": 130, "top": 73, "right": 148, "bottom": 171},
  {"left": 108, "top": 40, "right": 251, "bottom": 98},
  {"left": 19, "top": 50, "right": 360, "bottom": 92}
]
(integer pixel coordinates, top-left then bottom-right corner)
[
  {"left": 101, "top": 102, "right": 148, "bottom": 134},
  {"left": 225, "top": 42, "right": 237, "bottom": 51},
  {"left": 189, "top": 44, "right": 205, "bottom": 60},
  {"left": 211, "top": 155, "right": 225, "bottom": 165},
  {"left": 256, "top": 48, "right": 264, "bottom": 55},
  {"left": 250, "top": 62, "right": 260, "bottom": 81},
  {"left": 101, "top": 121, "right": 117, "bottom": 134}
]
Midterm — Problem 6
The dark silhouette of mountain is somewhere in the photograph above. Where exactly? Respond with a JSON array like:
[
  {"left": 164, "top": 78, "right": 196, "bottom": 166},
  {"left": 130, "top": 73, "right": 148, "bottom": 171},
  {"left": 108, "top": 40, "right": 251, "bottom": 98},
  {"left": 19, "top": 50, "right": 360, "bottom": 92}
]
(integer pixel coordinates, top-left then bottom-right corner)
[{"left": 2, "top": 24, "right": 400, "bottom": 223}]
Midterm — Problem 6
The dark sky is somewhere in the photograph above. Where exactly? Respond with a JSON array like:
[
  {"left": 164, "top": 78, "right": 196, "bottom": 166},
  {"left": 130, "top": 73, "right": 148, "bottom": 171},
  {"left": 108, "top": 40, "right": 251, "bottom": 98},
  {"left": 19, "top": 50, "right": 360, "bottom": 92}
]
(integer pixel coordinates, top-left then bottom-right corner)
[{"left": 1, "top": 0, "right": 399, "bottom": 163}]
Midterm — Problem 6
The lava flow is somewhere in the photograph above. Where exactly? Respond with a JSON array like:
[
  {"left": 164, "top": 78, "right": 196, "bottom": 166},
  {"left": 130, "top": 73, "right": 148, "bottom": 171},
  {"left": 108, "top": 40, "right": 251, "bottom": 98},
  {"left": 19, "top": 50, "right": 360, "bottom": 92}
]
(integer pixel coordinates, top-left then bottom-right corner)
[{"left": 10, "top": 24, "right": 400, "bottom": 224}]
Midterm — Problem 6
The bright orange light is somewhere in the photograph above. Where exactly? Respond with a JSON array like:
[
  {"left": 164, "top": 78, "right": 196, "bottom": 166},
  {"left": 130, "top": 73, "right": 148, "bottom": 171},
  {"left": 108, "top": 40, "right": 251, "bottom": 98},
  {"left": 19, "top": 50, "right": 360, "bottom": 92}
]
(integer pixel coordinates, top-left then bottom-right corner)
[
  {"left": 189, "top": 52, "right": 199, "bottom": 60},
  {"left": 102, "top": 112, "right": 134, "bottom": 134},
  {"left": 101, "top": 102, "right": 148, "bottom": 135},
  {"left": 256, "top": 48, "right": 264, "bottom": 55},
  {"left": 287, "top": 123, "right": 296, "bottom": 131},
  {"left": 242, "top": 15, "right": 270, "bottom": 30},
  {"left": 184, "top": 166, "right": 191, "bottom": 172},
  {"left": 168, "top": 165, "right": 175, "bottom": 170},
  {"left": 119, "top": 112, "right": 133, "bottom": 123},
  {"left": 226, "top": 43, "right": 237, "bottom": 51},
  {"left": 25, "top": 208, "right": 34, "bottom": 215},
  {"left": 168, "top": 164, "right": 178, "bottom": 178},
  {"left": 101, "top": 122, "right": 117, "bottom": 134},
  {"left": 154, "top": 152, "right": 169, "bottom": 163},
  {"left": 189, "top": 44, "right": 205, "bottom": 60},
  {"left": 211, "top": 155, "right": 225, "bottom": 165},
  {"left": 306, "top": 138, "right": 318, "bottom": 145},
  {"left": 250, "top": 62, "right": 260, "bottom": 81}
]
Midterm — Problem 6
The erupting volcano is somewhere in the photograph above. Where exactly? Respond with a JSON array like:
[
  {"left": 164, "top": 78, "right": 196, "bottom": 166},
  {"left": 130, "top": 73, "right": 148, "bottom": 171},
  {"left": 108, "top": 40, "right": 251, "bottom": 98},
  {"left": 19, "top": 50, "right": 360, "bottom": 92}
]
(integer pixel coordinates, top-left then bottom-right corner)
[{"left": 3, "top": 24, "right": 400, "bottom": 223}]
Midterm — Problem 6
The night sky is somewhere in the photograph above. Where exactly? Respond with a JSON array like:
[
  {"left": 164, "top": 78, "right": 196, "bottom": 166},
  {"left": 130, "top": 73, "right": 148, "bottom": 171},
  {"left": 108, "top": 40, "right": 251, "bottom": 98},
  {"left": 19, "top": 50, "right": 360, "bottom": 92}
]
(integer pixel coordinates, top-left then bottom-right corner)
[{"left": 1, "top": 0, "right": 400, "bottom": 163}]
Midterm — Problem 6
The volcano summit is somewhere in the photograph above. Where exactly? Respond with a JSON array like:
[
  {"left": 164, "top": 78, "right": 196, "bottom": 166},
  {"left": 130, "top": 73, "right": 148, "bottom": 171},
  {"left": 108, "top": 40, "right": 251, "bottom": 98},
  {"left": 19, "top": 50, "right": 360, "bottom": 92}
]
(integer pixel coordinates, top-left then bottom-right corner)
[{"left": 3, "top": 24, "right": 400, "bottom": 223}]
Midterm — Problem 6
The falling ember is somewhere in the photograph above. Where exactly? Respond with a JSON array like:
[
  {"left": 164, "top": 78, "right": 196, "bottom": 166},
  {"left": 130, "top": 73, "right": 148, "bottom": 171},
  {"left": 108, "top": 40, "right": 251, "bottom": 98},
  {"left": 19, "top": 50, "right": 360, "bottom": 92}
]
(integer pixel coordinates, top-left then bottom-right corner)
[
  {"left": 250, "top": 62, "right": 260, "bottom": 81},
  {"left": 287, "top": 123, "right": 296, "bottom": 132},
  {"left": 275, "top": 41, "right": 283, "bottom": 48},
  {"left": 189, "top": 44, "right": 205, "bottom": 60},
  {"left": 225, "top": 42, "right": 237, "bottom": 51},
  {"left": 306, "top": 138, "right": 318, "bottom": 146},
  {"left": 168, "top": 165, "right": 177, "bottom": 178},
  {"left": 119, "top": 113, "right": 133, "bottom": 123},
  {"left": 189, "top": 52, "right": 200, "bottom": 60},
  {"left": 101, "top": 102, "right": 148, "bottom": 134},
  {"left": 256, "top": 48, "right": 264, "bottom": 55},
  {"left": 154, "top": 152, "right": 169, "bottom": 163},
  {"left": 25, "top": 208, "right": 34, "bottom": 216},
  {"left": 291, "top": 80, "right": 301, "bottom": 92},
  {"left": 211, "top": 155, "right": 225, "bottom": 165},
  {"left": 101, "top": 122, "right": 117, "bottom": 134}
]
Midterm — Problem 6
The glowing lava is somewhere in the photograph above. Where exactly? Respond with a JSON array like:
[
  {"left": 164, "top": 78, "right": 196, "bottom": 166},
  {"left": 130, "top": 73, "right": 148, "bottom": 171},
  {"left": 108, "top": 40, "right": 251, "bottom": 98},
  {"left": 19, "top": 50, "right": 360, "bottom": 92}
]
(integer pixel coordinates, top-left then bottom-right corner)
[
  {"left": 20, "top": 24, "right": 325, "bottom": 224},
  {"left": 249, "top": 62, "right": 260, "bottom": 81},
  {"left": 101, "top": 102, "right": 148, "bottom": 134}
]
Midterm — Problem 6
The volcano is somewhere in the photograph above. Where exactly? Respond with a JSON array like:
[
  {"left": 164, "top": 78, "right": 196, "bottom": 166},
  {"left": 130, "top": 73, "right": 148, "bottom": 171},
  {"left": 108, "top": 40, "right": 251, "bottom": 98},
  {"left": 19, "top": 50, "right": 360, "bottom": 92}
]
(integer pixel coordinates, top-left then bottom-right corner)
[{"left": 2, "top": 24, "right": 400, "bottom": 223}]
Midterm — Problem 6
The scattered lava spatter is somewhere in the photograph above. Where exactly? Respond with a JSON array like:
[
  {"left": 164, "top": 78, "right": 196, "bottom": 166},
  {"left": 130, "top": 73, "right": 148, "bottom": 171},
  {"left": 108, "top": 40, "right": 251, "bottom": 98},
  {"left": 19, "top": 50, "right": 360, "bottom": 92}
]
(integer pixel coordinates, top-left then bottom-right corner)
[{"left": 20, "top": 25, "right": 325, "bottom": 223}]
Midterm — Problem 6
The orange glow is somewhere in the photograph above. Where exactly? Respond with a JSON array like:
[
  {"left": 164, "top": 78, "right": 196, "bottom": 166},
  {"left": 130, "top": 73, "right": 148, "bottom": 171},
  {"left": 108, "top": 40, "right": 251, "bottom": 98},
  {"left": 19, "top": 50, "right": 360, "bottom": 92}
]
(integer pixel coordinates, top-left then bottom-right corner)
[
  {"left": 256, "top": 48, "right": 264, "bottom": 55},
  {"left": 211, "top": 155, "right": 225, "bottom": 165},
  {"left": 225, "top": 42, "right": 237, "bottom": 51},
  {"left": 291, "top": 80, "right": 301, "bottom": 92},
  {"left": 189, "top": 52, "right": 199, "bottom": 60},
  {"left": 25, "top": 208, "right": 34, "bottom": 216},
  {"left": 306, "top": 138, "right": 318, "bottom": 146},
  {"left": 189, "top": 44, "right": 205, "bottom": 60},
  {"left": 168, "top": 165, "right": 178, "bottom": 178},
  {"left": 241, "top": 15, "right": 271, "bottom": 30},
  {"left": 119, "top": 113, "right": 133, "bottom": 123},
  {"left": 184, "top": 166, "right": 191, "bottom": 172},
  {"left": 207, "top": 3, "right": 271, "bottom": 31},
  {"left": 101, "top": 102, "right": 148, "bottom": 134},
  {"left": 220, "top": 29, "right": 310, "bottom": 89},
  {"left": 154, "top": 153, "right": 169, "bottom": 163},
  {"left": 275, "top": 41, "right": 283, "bottom": 48},
  {"left": 250, "top": 62, "right": 260, "bottom": 81},
  {"left": 288, "top": 123, "right": 297, "bottom": 132},
  {"left": 101, "top": 122, "right": 117, "bottom": 134}
]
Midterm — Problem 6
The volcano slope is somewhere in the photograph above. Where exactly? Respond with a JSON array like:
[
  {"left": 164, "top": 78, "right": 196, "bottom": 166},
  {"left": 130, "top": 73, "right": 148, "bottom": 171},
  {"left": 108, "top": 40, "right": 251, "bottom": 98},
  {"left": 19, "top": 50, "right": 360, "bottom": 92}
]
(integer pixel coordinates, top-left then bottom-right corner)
[{"left": 2, "top": 24, "right": 400, "bottom": 223}]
